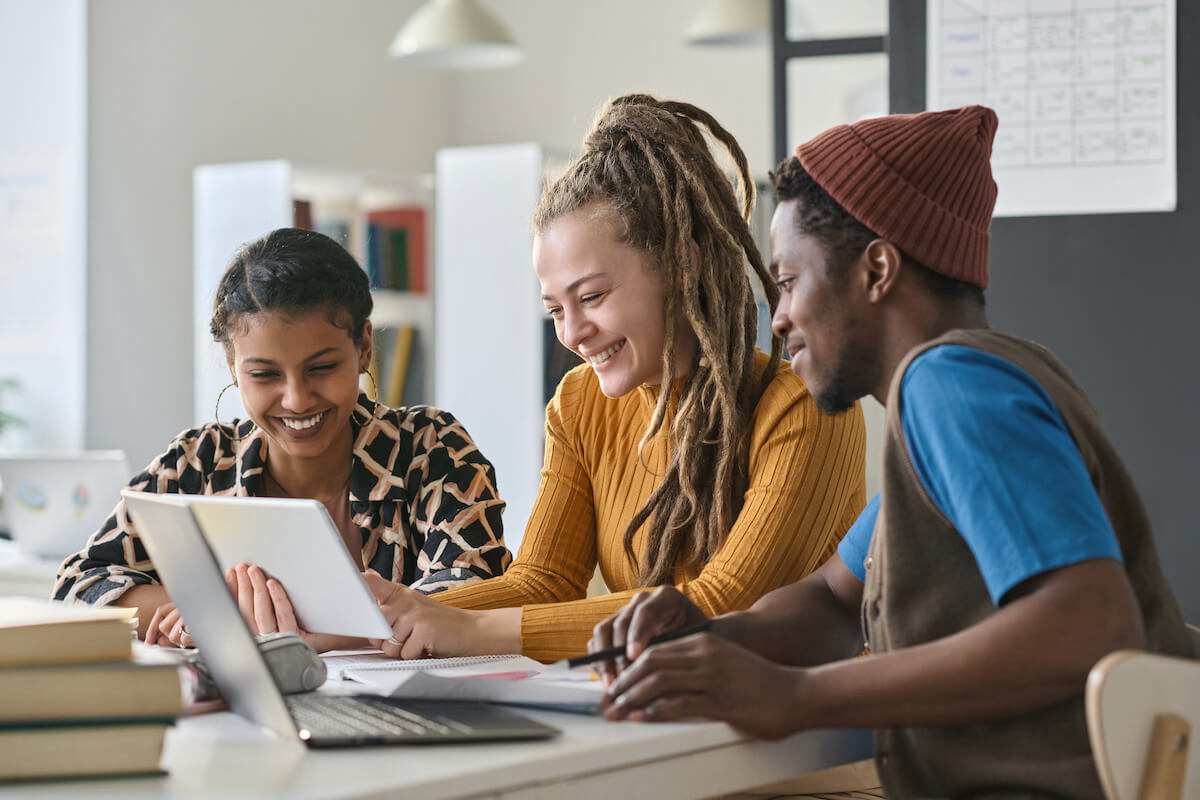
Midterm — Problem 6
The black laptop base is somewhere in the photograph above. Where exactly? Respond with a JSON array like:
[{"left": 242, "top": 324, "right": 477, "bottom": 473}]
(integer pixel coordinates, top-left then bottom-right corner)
[{"left": 286, "top": 695, "right": 561, "bottom": 747}]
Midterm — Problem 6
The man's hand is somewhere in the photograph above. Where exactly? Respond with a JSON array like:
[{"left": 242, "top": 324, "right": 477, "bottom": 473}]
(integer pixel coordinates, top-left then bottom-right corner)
[
  {"left": 602, "top": 631, "right": 808, "bottom": 740},
  {"left": 588, "top": 586, "right": 709, "bottom": 686}
]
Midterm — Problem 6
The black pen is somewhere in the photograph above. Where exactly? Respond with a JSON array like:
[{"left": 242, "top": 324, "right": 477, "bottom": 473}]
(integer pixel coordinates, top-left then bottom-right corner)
[{"left": 549, "top": 620, "right": 714, "bottom": 672}]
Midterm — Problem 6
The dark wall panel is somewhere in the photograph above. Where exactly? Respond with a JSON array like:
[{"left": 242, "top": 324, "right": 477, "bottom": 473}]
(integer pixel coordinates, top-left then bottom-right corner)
[{"left": 888, "top": 1, "right": 1200, "bottom": 620}]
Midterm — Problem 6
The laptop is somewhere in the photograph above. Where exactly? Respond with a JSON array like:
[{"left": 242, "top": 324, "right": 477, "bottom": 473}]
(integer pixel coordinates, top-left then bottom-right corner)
[
  {"left": 122, "top": 491, "right": 560, "bottom": 747},
  {"left": 0, "top": 451, "right": 131, "bottom": 559}
]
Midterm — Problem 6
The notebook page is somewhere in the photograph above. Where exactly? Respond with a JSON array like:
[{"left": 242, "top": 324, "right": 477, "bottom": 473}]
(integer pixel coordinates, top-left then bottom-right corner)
[
  {"left": 343, "top": 664, "right": 603, "bottom": 713},
  {"left": 322, "top": 651, "right": 539, "bottom": 681}
]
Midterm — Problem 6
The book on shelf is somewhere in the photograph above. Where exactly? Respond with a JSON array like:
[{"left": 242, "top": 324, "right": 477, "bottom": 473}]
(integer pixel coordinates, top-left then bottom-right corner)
[
  {"left": 292, "top": 198, "right": 313, "bottom": 230},
  {"left": 311, "top": 196, "right": 358, "bottom": 256},
  {"left": 385, "top": 325, "right": 415, "bottom": 407},
  {"left": 365, "top": 222, "right": 383, "bottom": 287},
  {"left": 0, "top": 644, "right": 186, "bottom": 725},
  {"left": 0, "top": 721, "right": 169, "bottom": 781},
  {"left": 365, "top": 206, "right": 427, "bottom": 292},
  {"left": 373, "top": 325, "right": 424, "bottom": 407},
  {"left": 0, "top": 597, "right": 135, "bottom": 668},
  {"left": 386, "top": 227, "right": 410, "bottom": 290},
  {"left": 368, "top": 226, "right": 412, "bottom": 290}
]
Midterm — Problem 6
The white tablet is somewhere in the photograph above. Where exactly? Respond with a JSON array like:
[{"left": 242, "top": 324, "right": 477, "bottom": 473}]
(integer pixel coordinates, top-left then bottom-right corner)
[{"left": 122, "top": 490, "right": 392, "bottom": 640}]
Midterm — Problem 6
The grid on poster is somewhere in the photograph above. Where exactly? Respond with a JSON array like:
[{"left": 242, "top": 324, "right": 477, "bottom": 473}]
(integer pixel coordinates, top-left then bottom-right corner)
[{"left": 933, "top": 0, "right": 1167, "bottom": 169}]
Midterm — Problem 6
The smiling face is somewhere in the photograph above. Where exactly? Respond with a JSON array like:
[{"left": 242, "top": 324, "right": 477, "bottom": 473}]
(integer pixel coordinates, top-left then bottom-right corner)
[
  {"left": 769, "top": 199, "right": 877, "bottom": 415},
  {"left": 227, "top": 309, "right": 369, "bottom": 467},
  {"left": 534, "top": 205, "right": 697, "bottom": 399}
]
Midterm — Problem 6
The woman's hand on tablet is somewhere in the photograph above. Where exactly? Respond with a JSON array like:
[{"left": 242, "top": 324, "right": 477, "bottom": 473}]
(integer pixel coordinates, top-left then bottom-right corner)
[
  {"left": 363, "top": 571, "right": 521, "bottom": 659},
  {"left": 226, "top": 562, "right": 361, "bottom": 653}
]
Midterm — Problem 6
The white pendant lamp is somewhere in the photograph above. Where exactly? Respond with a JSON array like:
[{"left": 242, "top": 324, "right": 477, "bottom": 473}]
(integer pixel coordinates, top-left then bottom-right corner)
[
  {"left": 389, "top": 0, "right": 524, "bottom": 69},
  {"left": 684, "top": 0, "right": 770, "bottom": 46}
]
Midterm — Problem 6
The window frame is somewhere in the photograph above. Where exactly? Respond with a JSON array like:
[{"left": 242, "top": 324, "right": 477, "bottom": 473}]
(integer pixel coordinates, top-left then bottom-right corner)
[{"left": 771, "top": 0, "right": 888, "bottom": 164}]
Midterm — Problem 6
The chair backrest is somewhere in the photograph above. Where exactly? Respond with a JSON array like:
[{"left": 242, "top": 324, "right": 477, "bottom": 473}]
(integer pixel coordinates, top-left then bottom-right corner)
[
  {"left": 1186, "top": 624, "right": 1200, "bottom": 659},
  {"left": 1087, "top": 649, "right": 1199, "bottom": 800}
]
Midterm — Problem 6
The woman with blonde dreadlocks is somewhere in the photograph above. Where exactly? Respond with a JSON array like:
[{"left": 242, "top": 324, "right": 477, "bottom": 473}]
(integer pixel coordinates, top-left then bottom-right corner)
[{"left": 361, "top": 94, "right": 867, "bottom": 662}]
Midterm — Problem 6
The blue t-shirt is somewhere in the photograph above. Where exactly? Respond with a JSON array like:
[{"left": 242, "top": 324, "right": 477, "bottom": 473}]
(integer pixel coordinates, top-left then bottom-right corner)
[{"left": 838, "top": 345, "right": 1122, "bottom": 605}]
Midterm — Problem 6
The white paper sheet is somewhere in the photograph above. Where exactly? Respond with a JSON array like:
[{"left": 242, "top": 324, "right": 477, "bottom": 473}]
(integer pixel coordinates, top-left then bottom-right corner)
[
  {"left": 344, "top": 659, "right": 604, "bottom": 714},
  {"left": 927, "top": 0, "right": 1176, "bottom": 216}
]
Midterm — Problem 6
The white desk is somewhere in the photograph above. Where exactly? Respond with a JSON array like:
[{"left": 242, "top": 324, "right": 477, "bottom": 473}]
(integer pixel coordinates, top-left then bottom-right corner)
[
  {"left": 0, "top": 543, "right": 872, "bottom": 797},
  {"left": 0, "top": 538, "right": 58, "bottom": 599},
  {"left": 0, "top": 708, "right": 872, "bottom": 799}
]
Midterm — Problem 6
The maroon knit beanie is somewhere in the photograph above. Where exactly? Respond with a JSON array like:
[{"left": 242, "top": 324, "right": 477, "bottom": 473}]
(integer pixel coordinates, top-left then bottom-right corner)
[{"left": 794, "top": 105, "right": 998, "bottom": 289}]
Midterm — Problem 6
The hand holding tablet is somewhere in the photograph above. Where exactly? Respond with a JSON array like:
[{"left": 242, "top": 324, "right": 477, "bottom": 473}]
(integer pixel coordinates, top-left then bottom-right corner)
[{"left": 122, "top": 491, "right": 393, "bottom": 640}]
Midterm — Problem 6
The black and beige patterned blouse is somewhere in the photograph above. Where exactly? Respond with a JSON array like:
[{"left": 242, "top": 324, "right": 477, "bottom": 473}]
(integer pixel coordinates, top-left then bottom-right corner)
[{"left": 53, "top": 394, "right": 511, "bottom": 605}]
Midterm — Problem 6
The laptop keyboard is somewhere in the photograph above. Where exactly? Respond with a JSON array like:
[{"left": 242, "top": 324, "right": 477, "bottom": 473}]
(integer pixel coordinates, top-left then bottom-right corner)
[{"left": 286, "top": 694, "right": 473, "bottom": 739}]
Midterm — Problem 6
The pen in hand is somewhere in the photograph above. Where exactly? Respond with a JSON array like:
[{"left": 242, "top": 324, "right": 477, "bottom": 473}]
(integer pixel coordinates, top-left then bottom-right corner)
[{"left": 561, "top": 620, "right": 714, "bottom": 671}]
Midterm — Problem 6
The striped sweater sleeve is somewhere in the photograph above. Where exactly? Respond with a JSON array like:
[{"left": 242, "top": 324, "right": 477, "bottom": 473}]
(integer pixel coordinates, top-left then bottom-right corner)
[
  {"left": 431, "top": 368, "right": 600, "bottom": 612},
  {"left": 518, "top": 379, "right": 867, "bottom": 661},
  {"left": 439, "top": 365, "right": 868, "bottom": 662}
]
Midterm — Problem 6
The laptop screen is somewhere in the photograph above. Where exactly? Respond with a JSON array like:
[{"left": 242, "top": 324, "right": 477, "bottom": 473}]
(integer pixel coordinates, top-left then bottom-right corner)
[{"left": 122, "top": 490, "right": 300, "bottom": 742}]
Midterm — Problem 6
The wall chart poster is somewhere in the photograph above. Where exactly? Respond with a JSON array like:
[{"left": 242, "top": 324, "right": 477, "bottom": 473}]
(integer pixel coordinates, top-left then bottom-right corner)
[{"left": 927, "top": 0, "right": 1176, "bottom": 216}]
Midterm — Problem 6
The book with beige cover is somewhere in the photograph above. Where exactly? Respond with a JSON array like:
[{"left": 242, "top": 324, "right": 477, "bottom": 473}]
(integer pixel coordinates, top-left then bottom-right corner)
[
  {"left": 0, "top": 599, "right": 179, "bottom": 782},
  {"left": 0, "top": 722, "right": 169, "bottom": 781},
  {"left": 0, "top": 597, "right": 135, "bottom": 667},
  {"left": 0, "top": 644, "right": 186, "bottom": 724}
]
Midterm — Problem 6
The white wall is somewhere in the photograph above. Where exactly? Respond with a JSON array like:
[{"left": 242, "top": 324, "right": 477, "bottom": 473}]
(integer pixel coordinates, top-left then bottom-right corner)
[
  {"left": 83, "top": 0, "right": 882, "bottom": 495},
  {"left": 0, "top": 0, "right": 86, "bottom": 451},
  {"left": 85, "top": 0, "right": 454, "bottom": 469},
  {"left": 435, "top": 145, "right": 549, "bottom": 555},
  {"left": 448, "top": 0, "right": 772, "bottom": 171},
  {"left": 82, "top": 0, "right": 795, "bottom": 487}
]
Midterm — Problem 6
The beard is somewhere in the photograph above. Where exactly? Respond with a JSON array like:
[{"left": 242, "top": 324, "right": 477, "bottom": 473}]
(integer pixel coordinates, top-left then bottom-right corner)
[
  {"left": 814, "top": 373, "right": 861, "bottom": 415},
  {"left": 811, "top": 329, "right": 877, "bottom": 416}
]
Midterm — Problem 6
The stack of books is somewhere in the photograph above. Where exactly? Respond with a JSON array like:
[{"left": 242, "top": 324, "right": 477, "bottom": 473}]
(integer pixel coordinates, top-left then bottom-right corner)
[{"left": 0, "top": 598, "right": 186, "bottom": 782}]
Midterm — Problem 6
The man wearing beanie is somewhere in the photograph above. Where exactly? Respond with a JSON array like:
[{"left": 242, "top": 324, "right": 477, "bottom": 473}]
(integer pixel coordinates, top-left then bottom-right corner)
[{"left": 590, "top": 106, "right": 1191, "bottom": 798}]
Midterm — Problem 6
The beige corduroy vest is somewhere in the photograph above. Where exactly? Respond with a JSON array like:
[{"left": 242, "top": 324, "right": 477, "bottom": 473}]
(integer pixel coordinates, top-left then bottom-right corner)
[{"left": 863, "top": 329, "right": 1190, "bottom": 798}]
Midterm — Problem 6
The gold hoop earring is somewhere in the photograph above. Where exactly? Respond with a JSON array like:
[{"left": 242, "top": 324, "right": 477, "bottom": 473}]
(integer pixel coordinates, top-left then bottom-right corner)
[
  {"left": 361, "top": 369, "right": 379, "bottom": 401},
  {"left": 214, "top": 382, "right": 242, "bottom": 440}
]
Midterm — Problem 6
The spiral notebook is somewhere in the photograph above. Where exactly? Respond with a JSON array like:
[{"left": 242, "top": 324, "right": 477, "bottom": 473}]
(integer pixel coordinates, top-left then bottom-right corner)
[
  {"left": 341, "top": 658, "right": 604, "bottom": 714},
  {"left": 322, "top": 651, "right": 528, "bottom": 681}
]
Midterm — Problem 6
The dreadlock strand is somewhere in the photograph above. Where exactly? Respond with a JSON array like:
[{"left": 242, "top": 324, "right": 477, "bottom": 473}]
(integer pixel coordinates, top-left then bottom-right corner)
[
  {"left": 659, "top": 100, "right": 756, "bottom": 222},
  {"left": 532, "top": 94, "right": 780, "bottom": 587}
]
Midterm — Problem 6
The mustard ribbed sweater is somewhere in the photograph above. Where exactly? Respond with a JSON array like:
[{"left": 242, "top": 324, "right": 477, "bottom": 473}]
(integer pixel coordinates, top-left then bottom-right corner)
[{"left": 436, "top": 350, "right": 867, "bottom": 661}]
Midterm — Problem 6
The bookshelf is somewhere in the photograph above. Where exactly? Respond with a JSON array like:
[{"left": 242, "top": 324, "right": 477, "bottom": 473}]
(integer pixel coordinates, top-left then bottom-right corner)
[
  {"left": 193, "top": 152, "right": 573, "bottom": 556},
  {"left": 192, "top": 160, "right": 435, "bottom": 426},
  {"left": 434, "top": 144, "right": 576, "bottom": 556}
]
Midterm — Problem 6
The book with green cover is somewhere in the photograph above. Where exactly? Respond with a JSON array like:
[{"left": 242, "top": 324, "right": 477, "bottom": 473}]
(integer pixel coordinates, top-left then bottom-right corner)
[
  {"left": 0, "top": 720, "right": 169, "bottom": 782},
  {"left": 388, "top": 227, "right": 410, "bottom": 290},
  {"left": 366, "top": 207, "right": 427, "bottom": 293}
]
